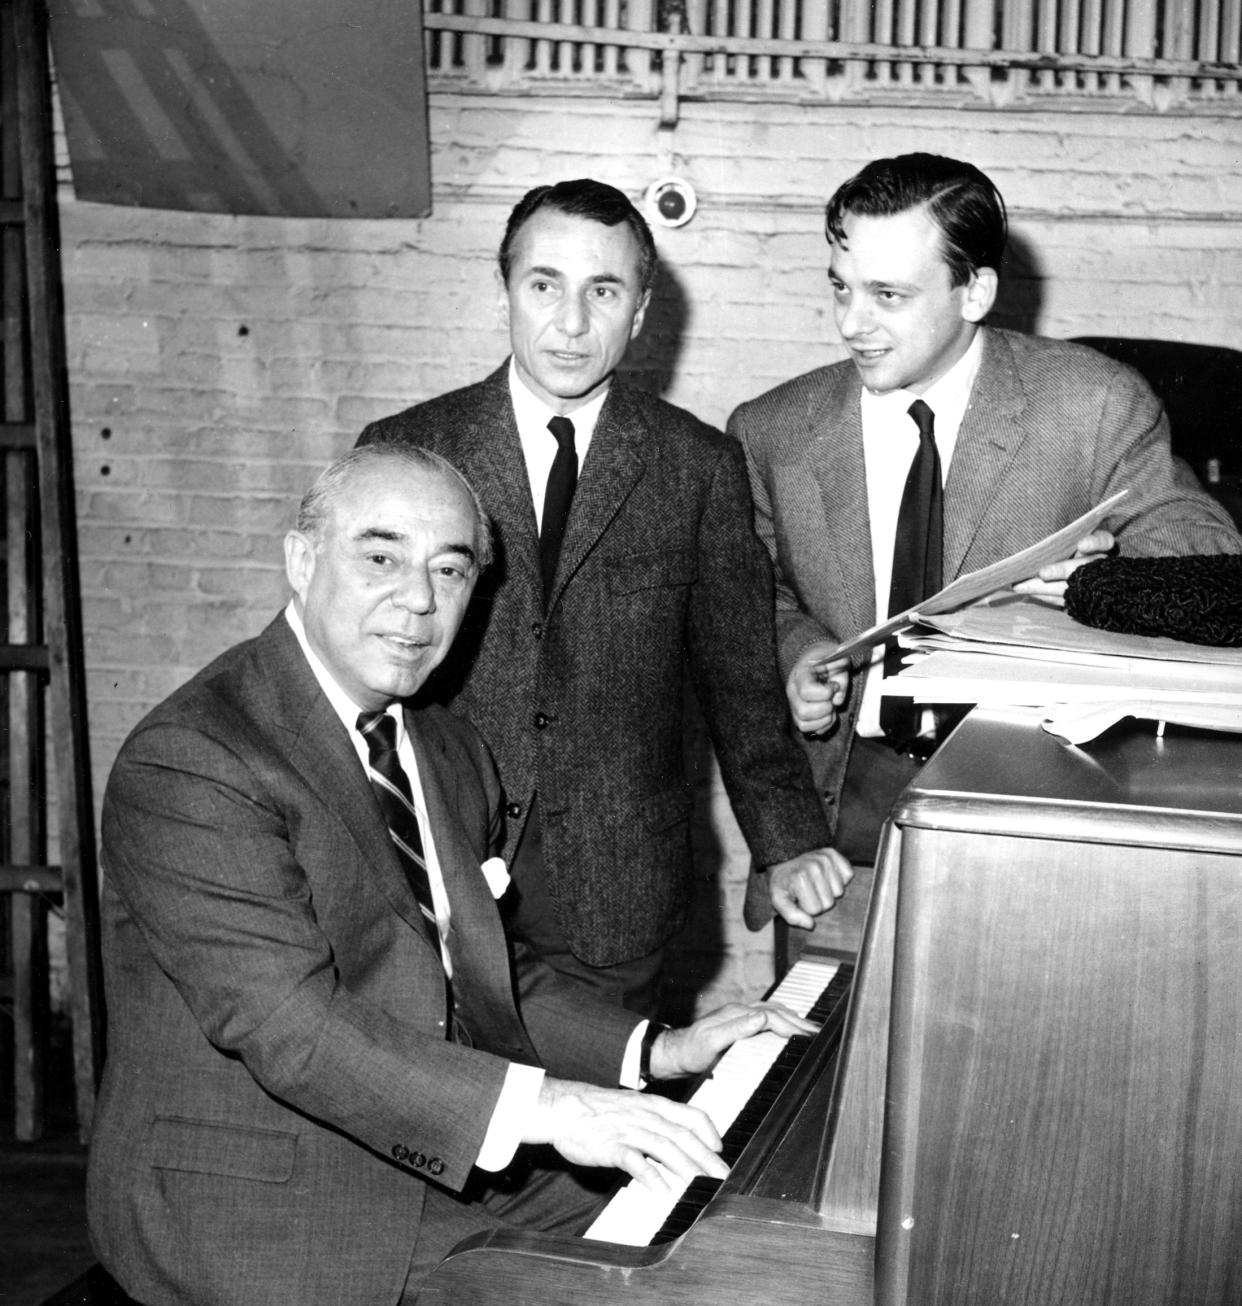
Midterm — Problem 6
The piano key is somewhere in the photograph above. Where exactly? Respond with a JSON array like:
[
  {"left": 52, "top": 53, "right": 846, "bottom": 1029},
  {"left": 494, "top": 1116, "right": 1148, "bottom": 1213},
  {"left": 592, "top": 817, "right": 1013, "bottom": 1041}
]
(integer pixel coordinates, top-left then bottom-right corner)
[{"left": 583, "top": 957, "right": 848, "bottom": 1247}]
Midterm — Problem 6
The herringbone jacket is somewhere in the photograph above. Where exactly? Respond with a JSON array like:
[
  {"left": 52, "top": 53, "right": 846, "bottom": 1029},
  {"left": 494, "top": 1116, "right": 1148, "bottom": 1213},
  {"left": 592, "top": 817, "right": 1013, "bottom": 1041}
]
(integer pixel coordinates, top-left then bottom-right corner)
[{"left": 361, "top": 365, "right": 831, "bottom": 965}]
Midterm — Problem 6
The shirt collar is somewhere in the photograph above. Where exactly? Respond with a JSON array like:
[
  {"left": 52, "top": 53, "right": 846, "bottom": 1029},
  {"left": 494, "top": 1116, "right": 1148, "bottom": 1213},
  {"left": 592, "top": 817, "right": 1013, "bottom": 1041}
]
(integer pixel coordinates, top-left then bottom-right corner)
[
  {"left": 507, "top": 357, "right": 609, "bottom": 444},
  {"left": 860, "top": 328, "right": 984, "bottom": 435}
]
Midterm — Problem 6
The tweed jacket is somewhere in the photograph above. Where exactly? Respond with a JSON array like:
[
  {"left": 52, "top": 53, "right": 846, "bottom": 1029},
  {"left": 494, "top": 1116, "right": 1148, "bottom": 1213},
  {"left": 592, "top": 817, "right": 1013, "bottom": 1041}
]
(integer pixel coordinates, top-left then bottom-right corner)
[
  {"left": 730, "top": 327, "right": 1242, "bottom": 846},
  {"left": 86, "top": 614, "right": 639, "bottom": 1306},
  {"left": 360, "top": 365, "right": 831, "bottom": 966}
]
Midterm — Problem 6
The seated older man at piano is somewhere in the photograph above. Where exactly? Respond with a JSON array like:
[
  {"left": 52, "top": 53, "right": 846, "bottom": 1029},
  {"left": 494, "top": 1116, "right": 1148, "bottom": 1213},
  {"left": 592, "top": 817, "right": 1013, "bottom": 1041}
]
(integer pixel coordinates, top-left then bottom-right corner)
[{"left": 86, "top": 444, "right": 814, "bottom": 1306}]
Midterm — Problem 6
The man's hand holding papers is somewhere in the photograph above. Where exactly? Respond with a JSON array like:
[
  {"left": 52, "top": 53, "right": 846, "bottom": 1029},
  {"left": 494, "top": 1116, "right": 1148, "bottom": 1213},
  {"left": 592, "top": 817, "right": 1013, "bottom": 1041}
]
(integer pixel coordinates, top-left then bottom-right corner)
[
  {"left": 1011, "top": 529, "right": 1117, "bottom": 602},
  {"left": 787, "top": 647, "right": 850, "bottom": 736}
]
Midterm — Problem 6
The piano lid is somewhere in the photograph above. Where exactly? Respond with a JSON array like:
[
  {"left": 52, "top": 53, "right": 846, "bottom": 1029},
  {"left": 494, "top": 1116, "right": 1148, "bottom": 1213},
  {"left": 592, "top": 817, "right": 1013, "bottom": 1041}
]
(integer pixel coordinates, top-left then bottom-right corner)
[{"left": 896, "top": 707, "right": 1242, "bottom": 852}]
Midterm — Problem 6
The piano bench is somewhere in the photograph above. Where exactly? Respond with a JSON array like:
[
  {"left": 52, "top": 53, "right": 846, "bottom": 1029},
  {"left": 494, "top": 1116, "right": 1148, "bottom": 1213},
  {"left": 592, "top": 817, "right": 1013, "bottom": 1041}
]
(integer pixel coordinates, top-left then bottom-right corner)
[{"left": 40, "top": 1264, "right": 143, "bottom": 1306}]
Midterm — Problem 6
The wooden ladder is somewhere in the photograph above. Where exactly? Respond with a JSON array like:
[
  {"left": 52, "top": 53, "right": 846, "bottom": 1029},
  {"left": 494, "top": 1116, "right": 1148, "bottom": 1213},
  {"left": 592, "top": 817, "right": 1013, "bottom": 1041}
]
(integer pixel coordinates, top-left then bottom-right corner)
[{"left": 0, "top": 0, "right": 101, "bottom": 1141}]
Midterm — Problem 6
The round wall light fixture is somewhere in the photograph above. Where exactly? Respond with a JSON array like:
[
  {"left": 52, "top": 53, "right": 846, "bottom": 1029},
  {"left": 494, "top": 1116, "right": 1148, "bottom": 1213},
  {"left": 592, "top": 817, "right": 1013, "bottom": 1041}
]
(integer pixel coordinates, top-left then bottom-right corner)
[{"left": 644, "top": 177, "right": 697, "bottom": 228}]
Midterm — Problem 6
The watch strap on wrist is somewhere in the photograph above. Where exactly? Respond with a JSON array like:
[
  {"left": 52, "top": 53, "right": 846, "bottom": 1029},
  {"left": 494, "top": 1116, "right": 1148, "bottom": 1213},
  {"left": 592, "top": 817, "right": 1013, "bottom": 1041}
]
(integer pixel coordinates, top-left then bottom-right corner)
[{"left": 640, "top": 1021, "right": 671, "bottom": 1084}]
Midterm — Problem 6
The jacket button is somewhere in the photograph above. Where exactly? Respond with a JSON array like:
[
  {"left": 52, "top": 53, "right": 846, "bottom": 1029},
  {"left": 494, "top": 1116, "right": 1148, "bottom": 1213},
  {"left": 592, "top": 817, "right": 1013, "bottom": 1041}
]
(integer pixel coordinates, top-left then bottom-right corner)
[
  {"left": 530, "top": 621, "right": 543, "bottom": 639},
  {"left": 412, "top": 1151, "right": 427, "bottom": 1168},
  {"left": 506, "top": 801, "right": 522, "bottom": 819},
  {"left": 533, "top": 712, "right": 549, "bottom": 729},
  {"left": 391, "top": 1144, "right": 409, "bottom": 1162},
  {"left": 428, "top": 1158, "right": 445, "bottom": 1176}
]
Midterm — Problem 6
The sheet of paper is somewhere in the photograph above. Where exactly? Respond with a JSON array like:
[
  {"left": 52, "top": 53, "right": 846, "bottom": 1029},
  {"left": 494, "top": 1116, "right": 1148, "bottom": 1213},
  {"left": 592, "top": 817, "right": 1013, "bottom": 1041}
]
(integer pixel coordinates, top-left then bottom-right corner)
[
  {"left": 821, "top": 490, "right": 1128, "bottom": 663},
  {"left": 886, "top": 649, "right": 1242, "bottom": 701},
  {"left": 917, "top": 593, "right": 1242, "bottom": 666},
  {"left": 1042, "top": 701, "right": 1242, "bottom": 744}
]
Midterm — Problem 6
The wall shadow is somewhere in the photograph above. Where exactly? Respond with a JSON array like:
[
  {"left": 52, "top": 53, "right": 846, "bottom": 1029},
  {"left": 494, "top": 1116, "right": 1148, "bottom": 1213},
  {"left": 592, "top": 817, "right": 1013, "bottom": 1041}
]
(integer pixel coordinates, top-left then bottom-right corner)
[
  {"left": 991, "top": 228, "right": 1045, "bottom": 334},
  {"left": 619, "top": 259, "right": 690, "bottom": 398}
]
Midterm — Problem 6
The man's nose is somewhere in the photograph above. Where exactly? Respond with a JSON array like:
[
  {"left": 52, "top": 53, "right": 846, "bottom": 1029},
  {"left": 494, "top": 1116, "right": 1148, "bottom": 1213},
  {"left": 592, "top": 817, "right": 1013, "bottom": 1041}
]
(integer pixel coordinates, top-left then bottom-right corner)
[
  {"left": 837, "top": 297, "right": 872, "bottom": 339},
  {"left": 556, "top": 291, "right": 588, "bottom": 337},
  {"left": 392, "top": 567, "right": 435, "bottom": 613}
]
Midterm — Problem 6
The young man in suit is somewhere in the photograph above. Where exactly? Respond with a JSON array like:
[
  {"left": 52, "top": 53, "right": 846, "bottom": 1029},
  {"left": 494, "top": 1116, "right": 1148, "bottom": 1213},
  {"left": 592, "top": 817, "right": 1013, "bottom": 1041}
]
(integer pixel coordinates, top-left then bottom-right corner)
[
  {"left": 87, "top": 444, "right": 815, "bottom": 1306},
  {"left": 729, "top": 152, "right": 1241, "bottom": 919},
  {"left": 360, "top": 179, "right": 850, "bottom": 1016}
]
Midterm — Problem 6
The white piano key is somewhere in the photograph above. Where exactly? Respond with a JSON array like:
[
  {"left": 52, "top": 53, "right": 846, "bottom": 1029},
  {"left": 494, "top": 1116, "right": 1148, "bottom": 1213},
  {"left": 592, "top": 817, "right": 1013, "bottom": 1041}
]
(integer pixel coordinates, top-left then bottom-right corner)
[{"left": 583, "top": 958, "right": 841, "bottom": 1246}]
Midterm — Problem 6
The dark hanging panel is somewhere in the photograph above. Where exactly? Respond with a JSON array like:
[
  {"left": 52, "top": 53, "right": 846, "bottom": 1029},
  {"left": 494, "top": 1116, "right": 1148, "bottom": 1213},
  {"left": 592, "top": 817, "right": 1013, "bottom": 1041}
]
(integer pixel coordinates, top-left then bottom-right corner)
[{"left": 46, "top": 0, "right": 430, "bottom": 218}]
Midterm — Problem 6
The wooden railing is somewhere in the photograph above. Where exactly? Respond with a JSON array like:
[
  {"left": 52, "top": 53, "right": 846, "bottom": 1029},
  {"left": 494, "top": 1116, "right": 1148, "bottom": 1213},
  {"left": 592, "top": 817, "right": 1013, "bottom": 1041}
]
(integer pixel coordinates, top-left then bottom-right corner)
[{"left": 424, "top": 0, "right": 1242, "bottom": 112}]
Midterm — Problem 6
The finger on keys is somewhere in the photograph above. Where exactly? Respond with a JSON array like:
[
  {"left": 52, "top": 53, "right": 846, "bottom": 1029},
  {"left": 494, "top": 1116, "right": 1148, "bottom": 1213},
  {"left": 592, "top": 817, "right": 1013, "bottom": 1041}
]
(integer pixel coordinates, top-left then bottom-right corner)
[{"left": 751, "top": 1001, "right": 818, "bottom": 1037}]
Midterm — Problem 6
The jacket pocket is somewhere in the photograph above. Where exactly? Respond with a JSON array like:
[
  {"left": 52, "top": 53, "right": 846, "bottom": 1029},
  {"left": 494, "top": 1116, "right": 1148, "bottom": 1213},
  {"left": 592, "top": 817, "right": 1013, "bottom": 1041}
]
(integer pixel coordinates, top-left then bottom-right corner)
[
  {"left": 149, "top": 1115, "right": 297, "bottom": 1184},
  {"left": 607, "top": 549, "right": 697, "bottom": 594},
  {"left": 638, "top": 786, "right": 692, "bottom": 833}
]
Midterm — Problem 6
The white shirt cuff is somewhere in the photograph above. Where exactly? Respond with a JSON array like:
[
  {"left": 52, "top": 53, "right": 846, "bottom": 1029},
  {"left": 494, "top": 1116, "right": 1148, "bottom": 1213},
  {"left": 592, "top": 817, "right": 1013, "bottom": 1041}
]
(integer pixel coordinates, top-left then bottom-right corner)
[
  {"left": 475, "top": 1024, "right": 650, "bottom": 1172},
  {"left": 620, "top": 1020, "right": 648, "bottom": 1089},
  {"left": 475, "top": 1061, "right": 545, "bottom": 1172}
]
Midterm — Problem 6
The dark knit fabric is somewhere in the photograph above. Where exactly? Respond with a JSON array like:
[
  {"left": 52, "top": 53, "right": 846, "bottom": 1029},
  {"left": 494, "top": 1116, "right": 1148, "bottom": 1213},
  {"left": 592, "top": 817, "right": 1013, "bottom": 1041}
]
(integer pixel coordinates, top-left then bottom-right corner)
[{"left": 1065, "top": 554, "right": 1242, "bottom": 647}]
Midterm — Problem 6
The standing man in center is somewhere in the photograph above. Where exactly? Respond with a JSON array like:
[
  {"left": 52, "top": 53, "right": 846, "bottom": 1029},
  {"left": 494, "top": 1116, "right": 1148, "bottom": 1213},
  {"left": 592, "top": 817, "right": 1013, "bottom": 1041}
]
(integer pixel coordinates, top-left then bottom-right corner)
[{"left": 361, "top": 179, "right": 848, "bottom": 1016}]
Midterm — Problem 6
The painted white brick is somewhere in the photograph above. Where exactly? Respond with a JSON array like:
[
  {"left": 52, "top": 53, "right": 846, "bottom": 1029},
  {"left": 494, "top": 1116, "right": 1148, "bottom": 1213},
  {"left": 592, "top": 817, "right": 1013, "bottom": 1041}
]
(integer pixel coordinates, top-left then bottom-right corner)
[{"left": 60, "top": 88, "right": 1242, "bottom": 1013}]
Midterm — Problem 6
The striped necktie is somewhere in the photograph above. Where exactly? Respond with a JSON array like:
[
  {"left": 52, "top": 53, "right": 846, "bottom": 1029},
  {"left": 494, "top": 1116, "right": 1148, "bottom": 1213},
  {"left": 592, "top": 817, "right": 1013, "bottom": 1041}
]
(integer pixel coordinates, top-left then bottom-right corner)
[{"left": 357, "top": 710, "right": 442, "bottom": 958}]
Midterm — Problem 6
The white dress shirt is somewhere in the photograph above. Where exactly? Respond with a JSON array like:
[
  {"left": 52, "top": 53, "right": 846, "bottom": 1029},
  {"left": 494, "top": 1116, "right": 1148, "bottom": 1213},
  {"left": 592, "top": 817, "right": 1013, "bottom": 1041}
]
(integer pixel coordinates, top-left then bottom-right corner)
[
  {"left": 508, "top": 358, "right": 608, "bottom": 528},
  {"left": 856, "top": 332, "right": 984, "bottom": 736}
]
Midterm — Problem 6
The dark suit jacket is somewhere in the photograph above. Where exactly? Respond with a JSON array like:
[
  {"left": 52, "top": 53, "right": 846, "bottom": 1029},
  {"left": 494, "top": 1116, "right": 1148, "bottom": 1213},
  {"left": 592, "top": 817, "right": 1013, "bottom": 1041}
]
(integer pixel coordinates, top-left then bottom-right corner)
[
  {"left": 730, "top": 327, "right": 1242, "bottom": 874},
  {"left": 360, "top": 365, "right": 831, "bottom": 965},
  {"left": 86, "top": 614, "right": 639, "bottom": 1306}
]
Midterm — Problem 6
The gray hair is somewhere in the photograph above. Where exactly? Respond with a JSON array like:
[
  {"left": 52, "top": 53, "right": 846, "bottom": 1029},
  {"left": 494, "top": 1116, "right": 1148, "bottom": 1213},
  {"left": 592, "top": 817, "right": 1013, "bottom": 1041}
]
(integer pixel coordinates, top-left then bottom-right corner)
[{"left": 295, "top": 444, "right": 493, "bottom": 570}]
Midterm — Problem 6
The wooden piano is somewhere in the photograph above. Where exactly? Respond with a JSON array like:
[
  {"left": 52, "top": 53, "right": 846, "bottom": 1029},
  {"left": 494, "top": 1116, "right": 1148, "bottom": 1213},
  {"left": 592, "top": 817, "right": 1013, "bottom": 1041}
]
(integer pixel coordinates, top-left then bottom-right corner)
[{"left": 416, "top": 708, "right": 1242, "bottom": 1304}]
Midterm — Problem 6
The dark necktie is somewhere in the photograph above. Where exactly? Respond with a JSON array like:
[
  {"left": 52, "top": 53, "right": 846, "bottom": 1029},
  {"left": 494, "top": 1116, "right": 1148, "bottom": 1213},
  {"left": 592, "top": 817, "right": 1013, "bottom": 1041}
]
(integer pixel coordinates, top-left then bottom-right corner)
[
  {"left": 357, "top": 710, "right": 442, "bottom": 958},
  {"left": 881, "top": 398, "right": 943, "bottom": 747},
  {"left": 541, "top": 415, "right": 578, "bottom": 599}
]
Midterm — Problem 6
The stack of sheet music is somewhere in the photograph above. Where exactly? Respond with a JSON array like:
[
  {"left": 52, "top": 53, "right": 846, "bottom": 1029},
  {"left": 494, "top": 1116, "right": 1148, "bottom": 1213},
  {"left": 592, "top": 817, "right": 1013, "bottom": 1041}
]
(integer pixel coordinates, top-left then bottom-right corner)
[{"left": 884, "top": 593, "right": 1242, "bottom": 744}]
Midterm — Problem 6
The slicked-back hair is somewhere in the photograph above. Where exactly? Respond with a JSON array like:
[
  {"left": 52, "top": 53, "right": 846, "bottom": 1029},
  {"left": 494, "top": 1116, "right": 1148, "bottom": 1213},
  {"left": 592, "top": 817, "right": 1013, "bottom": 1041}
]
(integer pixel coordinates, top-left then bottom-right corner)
[
  {"left": 497, "top": 178, "right": 657, "bottom": 293},
  {"left": 295, "top": 444, "right": 493, "bottom": 571},
  {"left": 824, "top": 153, "right": 1008, "bottom": 288}
]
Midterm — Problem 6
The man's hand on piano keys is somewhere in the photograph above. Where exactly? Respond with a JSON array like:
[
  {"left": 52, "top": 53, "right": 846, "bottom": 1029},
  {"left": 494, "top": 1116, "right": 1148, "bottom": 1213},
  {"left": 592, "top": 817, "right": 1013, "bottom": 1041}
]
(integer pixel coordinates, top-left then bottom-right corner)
[
  {"left": 766, "top": 847, "right": 854, "bottom": 929},
  {"left": 647, "top": 1002, "right": 819, "bottom": 1080},
  {"left": 526, "top": 1079, "right": 730, "bottom": 1194}
]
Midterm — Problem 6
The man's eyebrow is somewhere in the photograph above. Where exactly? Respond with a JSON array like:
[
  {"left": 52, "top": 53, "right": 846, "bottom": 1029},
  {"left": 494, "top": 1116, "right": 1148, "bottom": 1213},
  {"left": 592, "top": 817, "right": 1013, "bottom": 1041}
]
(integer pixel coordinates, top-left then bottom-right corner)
[
  {"left": 525, "top": 265, "right": 627, "bottom": 287},
  {"left": 873, "top": 278, "right": 919, "bottom": 292},
  {"left": 353, "top": 529, "right": 476, "bottom": 564},
  {"left": 355, "top": 527, "right": 405, "bottom": 544},
  {"left": 854, "top": 276, "right": 919, "bottom": 293}
]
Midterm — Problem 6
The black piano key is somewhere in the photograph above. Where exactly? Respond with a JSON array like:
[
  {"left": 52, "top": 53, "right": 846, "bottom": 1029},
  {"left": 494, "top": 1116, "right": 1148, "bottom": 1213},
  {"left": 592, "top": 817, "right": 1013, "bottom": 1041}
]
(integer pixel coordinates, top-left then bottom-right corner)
[{"left": 648, "top": 964, "right": 854, "bottom": 1245}]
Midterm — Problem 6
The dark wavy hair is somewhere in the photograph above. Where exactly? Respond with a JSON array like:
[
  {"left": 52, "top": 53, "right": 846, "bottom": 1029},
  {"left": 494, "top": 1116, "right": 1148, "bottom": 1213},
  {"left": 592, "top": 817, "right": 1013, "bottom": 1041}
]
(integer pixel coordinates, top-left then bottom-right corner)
[
  {"left": 824, "top": 153, "right": 1008, "bottom": 287},
  {"left": 497, "top": 178, "right": 657, "bottom": 292}
]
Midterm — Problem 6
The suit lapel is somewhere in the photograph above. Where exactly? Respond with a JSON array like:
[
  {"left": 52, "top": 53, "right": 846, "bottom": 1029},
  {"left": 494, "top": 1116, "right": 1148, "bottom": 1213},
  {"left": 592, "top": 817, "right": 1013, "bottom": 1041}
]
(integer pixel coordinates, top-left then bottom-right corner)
[
  {"left": 944, "top": 329, "right": 1028, "bottom": 578},
  {"left": 256, "top": 618, "right": 432, "bottom": 940},
  {"left": 548, "top": 382, "right": 646, "bottom": 608},
  {"left": 457, "top": 366, "right": 543, "bottom": 594},
  {"left": 407, "top": 709, "right": 534, "bottom": 1060},
  {"left": 806, "top": 371, "right": 877, "bottom": 633}
]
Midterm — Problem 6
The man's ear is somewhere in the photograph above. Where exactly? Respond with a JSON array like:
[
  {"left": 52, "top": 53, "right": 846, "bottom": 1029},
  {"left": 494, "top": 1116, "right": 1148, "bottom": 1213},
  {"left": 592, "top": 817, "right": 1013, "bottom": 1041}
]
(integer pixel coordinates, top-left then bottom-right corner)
[
  {"left": 495, "top": 267, "right": 511, "bottom": 332},
  {"left": 284, "top": 531, "right": 315, "bottom": 603},
  {"left": 962, "top": 266, "right": 998, "bottom": 323},
  {"left": 629, "top": 288, "right": 652, "bottom": 341}
]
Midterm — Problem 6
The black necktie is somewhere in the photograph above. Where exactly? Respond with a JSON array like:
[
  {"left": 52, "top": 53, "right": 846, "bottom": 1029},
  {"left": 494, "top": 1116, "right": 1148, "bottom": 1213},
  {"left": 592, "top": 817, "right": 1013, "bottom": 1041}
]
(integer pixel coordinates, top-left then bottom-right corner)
[
  {"left": 541, "top": 415, "right": 578, "bottom": 599},
  {"left": 357, "top": 710, "right": 442, "bottom": 958},
  {"left": 881, "top": 398, "right": 943, "bottom": 746}
]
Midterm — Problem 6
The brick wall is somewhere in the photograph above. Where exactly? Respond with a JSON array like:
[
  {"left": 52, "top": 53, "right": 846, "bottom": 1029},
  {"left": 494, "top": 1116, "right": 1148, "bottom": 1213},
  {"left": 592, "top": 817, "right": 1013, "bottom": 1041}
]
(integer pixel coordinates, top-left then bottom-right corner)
[{"left": 61, "top": 93, "right": 1242, "bottom": 1014}]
